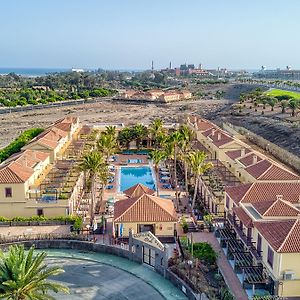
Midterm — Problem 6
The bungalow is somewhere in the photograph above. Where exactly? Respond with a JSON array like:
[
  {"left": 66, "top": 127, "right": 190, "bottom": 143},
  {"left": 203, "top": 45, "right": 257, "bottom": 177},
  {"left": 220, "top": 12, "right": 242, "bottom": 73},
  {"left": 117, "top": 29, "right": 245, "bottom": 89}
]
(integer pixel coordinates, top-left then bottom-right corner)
[
  {"left": 114, "top": 193, "right": 177, "bottom": 242},
  {"left": 0, "top": 150, "right": 51, "bottom": 217}
]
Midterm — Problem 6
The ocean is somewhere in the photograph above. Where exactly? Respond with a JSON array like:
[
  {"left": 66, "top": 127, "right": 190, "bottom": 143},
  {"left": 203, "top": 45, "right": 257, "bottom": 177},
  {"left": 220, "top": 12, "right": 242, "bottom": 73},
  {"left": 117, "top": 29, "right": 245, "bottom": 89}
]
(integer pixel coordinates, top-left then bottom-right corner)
[{"left": 0, "top": 68, "right": 72, "bottom": 77}]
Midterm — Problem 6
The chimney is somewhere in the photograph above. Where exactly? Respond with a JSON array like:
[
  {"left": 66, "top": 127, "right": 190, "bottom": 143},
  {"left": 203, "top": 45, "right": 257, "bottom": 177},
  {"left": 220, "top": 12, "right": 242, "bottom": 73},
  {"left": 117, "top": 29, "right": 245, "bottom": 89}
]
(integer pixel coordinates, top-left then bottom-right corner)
[
  {"left": 211, "top": 129, "right": 216, "bottom": 136},
  {"left": 276, "top": 195, "right": 283, "bottom": 201},
  {"left": 252, "top": 155, "right": 257, "bottom": 165},
  {"left": 217, "top": 133, "right": 222, "bottom": 141},
  {"left": 241, "top": 148, "right": 246, "bottom": 157}
]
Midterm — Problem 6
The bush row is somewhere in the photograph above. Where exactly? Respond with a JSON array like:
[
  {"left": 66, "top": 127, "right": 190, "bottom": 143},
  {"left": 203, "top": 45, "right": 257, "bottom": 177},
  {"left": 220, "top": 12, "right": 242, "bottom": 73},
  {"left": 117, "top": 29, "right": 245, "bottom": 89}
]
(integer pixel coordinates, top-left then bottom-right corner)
[
  {"left": 0, "top": 128, "right": 44, "bottom": 162},
  {"left": 0, "top": 215, "right": 83, "bottom": 230}
]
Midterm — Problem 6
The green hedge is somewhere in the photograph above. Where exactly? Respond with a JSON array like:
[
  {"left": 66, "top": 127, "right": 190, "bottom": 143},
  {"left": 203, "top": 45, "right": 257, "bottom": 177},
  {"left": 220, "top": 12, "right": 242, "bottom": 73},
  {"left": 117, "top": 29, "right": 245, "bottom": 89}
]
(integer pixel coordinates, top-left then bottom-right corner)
[
  {"left": 192, "top": 242, "right": 218, "bottom": 264},
  {"left": 0, "top": 128, "right": 44, "bottom": 162},
  {"left": 0, "top": 216, "right": 83, "bottom": 230}
]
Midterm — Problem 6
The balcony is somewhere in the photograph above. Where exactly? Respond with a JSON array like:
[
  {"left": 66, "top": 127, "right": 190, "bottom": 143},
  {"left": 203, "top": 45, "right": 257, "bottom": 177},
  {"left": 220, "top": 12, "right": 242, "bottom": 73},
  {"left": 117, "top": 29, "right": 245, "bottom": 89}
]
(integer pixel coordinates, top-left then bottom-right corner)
[{"left": 227, "top": 213, "right": 262, "bottom": 261}]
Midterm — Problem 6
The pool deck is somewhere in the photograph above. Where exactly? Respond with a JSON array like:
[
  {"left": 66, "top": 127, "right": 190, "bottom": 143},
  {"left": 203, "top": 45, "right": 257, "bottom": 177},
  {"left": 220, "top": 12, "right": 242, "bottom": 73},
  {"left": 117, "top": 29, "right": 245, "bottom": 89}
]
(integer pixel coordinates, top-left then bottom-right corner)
[{"left": 100, "top": 153, "right": 182, "bottom": 216}]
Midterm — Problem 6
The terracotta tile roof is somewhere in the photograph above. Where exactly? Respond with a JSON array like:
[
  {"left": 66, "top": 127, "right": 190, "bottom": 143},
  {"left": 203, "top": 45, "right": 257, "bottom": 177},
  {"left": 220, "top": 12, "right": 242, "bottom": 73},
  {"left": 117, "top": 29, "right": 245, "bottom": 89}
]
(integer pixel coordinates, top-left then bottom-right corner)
[
  {"left": 255, "top": 220, "right": 295, "bottom": 252},
  {"left": 0, "top": 150, "right": 49, "bottom": 184},
  {"left": 123, "top": 183, "right": 155, "bottom": 198},
  {"left": 255, "top": 220, "right": 300, "bottom": 253},
  {"left": 225, "top": 183, "right": 253, "bottom": 204},
  {"left": 225, "top": 149, "right": 251, "bottom": 160},
  {"left": 54, "top": 122, "right": 72, "bottom": 132},
  {"left": 245, "top": 160, "right": 272, "bottom": 179},
  {"left": 242, "top": 182, "right": 300, "bottom": 204},
  {"left": 227, "top": 182, "right": 300, "bottom": 205},
  {"left": 26, "top": 127, "right": 68, "bottom": 150},
  {"left": 238, "top": 153, "right": 263, "bottom": 167},
  {"left": 258, "top": 165, "right": 300, "bottom": 181},
  {"left": 202, "top": 128, "right": 233, "bottom": 147},
  {"left": 252, "top": 199, "right": 300, "bottom": 217},
  {"left": 114, "top": 194, "right": 177, "bottom": 223},
  {"left": 232, "top": 206, "right": 253, "bottom": 227},
  {"left": 251, "top": 200, "right": 275, "bottom": 215}
]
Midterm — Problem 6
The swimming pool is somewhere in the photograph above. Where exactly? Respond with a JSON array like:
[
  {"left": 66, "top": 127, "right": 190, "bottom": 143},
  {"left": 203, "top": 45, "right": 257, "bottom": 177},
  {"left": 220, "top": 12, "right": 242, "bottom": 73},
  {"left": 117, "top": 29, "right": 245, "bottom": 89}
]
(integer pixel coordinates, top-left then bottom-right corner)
[{"left": 120, "top": 166, "right": 155, "bottom": 192}]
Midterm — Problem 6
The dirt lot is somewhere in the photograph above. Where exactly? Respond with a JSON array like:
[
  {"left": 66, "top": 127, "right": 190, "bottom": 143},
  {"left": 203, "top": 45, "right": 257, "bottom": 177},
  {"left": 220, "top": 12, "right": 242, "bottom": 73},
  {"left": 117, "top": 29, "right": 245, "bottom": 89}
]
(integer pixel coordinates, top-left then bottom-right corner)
[{"left": 0, "top": 98, "right": 230, "bottom": 148}]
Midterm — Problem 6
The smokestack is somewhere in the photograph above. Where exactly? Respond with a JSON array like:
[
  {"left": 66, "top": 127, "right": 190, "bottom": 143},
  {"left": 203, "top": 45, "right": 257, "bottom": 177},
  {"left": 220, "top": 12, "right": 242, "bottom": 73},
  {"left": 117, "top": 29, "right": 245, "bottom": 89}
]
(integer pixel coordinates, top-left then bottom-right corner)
[
  {"left": 169, "top": 61, "right": 172, "bottom": 69},
  {"left": 211, "top": 129, "right": 216, "bottom": 136},
  {"left": 217, "top": 133, "right": 221, "bottom": 141}
]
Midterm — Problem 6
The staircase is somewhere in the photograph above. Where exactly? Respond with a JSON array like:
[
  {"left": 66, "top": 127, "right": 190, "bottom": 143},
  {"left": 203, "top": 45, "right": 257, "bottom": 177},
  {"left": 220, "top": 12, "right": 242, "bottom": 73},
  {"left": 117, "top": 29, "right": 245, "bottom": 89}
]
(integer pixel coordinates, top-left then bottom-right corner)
[{"left": 187, "top": 221, "right": 198, "bottom": 232}]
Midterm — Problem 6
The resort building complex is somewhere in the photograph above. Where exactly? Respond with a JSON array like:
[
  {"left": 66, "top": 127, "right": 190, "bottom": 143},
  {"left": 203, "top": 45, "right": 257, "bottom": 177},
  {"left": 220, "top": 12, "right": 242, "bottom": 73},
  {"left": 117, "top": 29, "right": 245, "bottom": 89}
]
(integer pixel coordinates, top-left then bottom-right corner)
[
  {"left": 1, "top": 114, "right": 300, "bottom": 299},
  {"left": 120, "top": 89, "right": 192, "bottom": 102},
  {"left": 188, "top": 115, "right": 300, "bottom": 298}
]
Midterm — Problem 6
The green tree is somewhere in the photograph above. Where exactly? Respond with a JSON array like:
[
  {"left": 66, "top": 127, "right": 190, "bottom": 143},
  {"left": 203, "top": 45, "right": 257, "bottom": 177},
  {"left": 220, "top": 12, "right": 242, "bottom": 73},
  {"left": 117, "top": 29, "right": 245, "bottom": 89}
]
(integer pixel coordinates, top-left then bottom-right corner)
[
  {"left": 149, "top": 119, "right": 164, "bottom": 149},
  {"left": 267, "top": 97, "right": 277, "bottom": 111},
  {"left": 149, "top": 150, "right": 166, "bottom": 196},
  {"left": 80, "top": 152, "right": 105, "bottom": 222},
  {"left": 188, "top": 151, "right": 213, "bottom": 211},
  {"left": 97, "top": 134, "right": 118, "bottom": 162},
  {"left": 0, "top": 245, "right": 69, "bottom": 300},
  {"left": 178, "top": 125, "right": 195, "bottom": 193},
  {"left": 104, "top": 126, "right": 116, "bottom": 138},
  {"left": 289, "top": 99, "right": 299, "bottom": 117},
  {"left": 133, "top": 124, "right": 148, "bottom": 149},
  {"left": 280, "top": 100, "right": 289, "bottom": 114},
  {"left": 169, "top": 131, "right": 183, "bottom": 209},
  {"left": 118, "top": 127, "right": 134, "bottom": 149}
]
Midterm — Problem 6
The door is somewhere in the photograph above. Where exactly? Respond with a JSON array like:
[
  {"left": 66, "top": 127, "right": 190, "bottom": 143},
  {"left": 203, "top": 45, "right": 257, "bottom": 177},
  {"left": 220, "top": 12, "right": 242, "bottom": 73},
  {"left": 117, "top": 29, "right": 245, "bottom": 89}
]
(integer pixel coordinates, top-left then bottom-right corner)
[{"left": 143, "top": 246, "right": 155, "bottom": 267}]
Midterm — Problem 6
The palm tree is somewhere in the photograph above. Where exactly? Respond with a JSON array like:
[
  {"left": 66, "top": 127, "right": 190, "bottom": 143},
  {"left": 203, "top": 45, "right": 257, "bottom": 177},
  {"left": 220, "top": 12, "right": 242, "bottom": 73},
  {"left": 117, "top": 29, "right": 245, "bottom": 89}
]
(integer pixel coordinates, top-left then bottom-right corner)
[
  {"left": 80, "top": 152, "right": 105, "bottom": 222},
  {"left": 179, "top": 125, "right": 195, "bottom": 193},
  {"left": 97, "top": 134, "right": 118, "bottom": 162},
  {"left": 133, "top": 124, "right": 148, "bottom": 149},
  {"left": 267, "top": 97, "right": 277, "bottom": 111},
  {"left": 105, "top": 125, "right": 116, "bottom": 138},
  {"left": 280, "top": 100, "right": 289, "bottom": 114},
  {"left": 0, "top": 245, "right": 69, "bottom": 300},
  {"left": 188, "top": 151, "right": 213, "bottom": 211},
  {"left": 169, "top": 131, "right": 183, "bottom": 209},
  {"left": 149, "top": 150, "right": 166, "bottom": 196},
  {"left": 118, "top": 127, "right": 134, "bottom": 149},
  {"left": 149, "top": 119, "right": 164, "bottom": 149},
  {"left": 289, "top": 98, "right": 299, "bottom": 117}
]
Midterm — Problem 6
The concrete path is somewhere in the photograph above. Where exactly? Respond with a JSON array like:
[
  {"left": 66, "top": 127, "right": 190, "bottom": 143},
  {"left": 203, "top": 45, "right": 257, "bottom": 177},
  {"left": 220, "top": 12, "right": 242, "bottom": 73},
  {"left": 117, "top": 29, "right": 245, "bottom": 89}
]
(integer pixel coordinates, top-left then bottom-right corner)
[{"left": 188, "top": 232, "right": 248, "bottom": 300}]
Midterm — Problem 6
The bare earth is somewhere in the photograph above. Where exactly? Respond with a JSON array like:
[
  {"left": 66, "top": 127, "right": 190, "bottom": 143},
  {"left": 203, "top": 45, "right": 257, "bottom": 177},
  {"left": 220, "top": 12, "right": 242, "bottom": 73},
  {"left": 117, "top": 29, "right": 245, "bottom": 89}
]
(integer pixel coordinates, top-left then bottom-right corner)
[{"left": 0, "top": 98, "right": 231, "bottom": 148}]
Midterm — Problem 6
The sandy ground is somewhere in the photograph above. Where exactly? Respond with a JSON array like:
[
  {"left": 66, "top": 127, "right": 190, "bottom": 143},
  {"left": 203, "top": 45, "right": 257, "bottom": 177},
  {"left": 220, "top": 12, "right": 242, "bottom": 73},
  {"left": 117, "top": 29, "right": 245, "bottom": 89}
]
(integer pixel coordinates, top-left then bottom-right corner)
[{"left": 0, "top": 98, "right": 231, "bottom": 148}]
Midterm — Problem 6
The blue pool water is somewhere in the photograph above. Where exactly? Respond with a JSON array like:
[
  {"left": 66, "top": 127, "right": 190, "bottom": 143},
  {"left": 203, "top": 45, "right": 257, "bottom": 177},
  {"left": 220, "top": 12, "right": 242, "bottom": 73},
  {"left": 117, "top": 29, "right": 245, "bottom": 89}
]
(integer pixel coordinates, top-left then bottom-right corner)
[{"left": 120, "top": 166, "right": 155, "bottom": 192}]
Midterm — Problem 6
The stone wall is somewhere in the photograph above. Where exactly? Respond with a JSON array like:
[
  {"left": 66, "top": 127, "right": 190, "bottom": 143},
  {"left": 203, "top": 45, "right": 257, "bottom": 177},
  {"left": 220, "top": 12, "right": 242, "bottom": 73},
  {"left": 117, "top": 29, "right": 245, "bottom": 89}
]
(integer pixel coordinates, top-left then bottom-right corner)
[
  {"left": 223, "top": 122, "right": 300, "bottom": 173},
  {"left": 0, "top": 239, "right": 205, "bottom": 300}
]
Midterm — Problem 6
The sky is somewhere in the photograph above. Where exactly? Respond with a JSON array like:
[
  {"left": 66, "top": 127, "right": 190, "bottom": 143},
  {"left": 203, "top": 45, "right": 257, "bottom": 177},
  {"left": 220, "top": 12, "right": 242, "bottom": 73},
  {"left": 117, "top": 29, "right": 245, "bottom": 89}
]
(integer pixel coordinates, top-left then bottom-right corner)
[{"left": 1, "top": 0, "right": 300, "bottom": 70}]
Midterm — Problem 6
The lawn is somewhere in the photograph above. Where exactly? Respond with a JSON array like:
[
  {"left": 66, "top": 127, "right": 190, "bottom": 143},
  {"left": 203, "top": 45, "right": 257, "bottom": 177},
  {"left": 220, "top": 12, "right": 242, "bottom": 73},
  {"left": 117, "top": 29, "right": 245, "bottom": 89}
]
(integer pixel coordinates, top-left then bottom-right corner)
[{"left": 265, "top": 89, "right": 300, "bottom": 99}]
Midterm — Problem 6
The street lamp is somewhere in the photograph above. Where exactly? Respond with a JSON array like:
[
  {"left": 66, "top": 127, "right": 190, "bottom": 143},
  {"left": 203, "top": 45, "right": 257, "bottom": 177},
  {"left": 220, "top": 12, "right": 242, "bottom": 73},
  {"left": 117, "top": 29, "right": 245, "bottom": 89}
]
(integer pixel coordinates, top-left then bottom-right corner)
[{"left": 187, "top": 260, "right": 193, "bottom": 279}]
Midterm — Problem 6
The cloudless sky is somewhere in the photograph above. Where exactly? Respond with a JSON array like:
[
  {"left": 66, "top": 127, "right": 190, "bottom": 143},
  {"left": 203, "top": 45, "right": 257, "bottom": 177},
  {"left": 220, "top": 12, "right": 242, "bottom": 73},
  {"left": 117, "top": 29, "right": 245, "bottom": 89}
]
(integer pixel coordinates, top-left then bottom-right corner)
[{"left": 1, "top": 0, "right": 300, "bottom": 70}]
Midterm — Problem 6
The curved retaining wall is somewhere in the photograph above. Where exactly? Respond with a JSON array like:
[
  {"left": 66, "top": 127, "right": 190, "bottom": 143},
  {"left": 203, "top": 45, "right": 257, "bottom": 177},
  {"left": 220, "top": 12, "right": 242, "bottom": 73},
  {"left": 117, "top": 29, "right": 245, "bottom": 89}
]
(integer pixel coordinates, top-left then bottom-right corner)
[{"left": 0, "top": 240, "right": 202, "bottom": 300}]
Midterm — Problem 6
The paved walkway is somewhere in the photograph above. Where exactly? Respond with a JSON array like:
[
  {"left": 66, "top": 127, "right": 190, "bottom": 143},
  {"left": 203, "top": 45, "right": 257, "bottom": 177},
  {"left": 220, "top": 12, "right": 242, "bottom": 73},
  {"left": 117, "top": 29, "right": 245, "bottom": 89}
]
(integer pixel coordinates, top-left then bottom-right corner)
[{"left": 188, "top": 232, "right": 248, "bottom": 300}]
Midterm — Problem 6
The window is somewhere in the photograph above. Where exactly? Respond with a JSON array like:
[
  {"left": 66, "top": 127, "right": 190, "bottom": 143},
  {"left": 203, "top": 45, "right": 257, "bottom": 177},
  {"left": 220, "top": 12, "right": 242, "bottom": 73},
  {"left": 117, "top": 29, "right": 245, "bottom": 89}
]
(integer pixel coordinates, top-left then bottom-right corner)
[
  {"left": 267, "top": 246, "right": 274, "bottom": 268},
  {"left": 225, "top": 195, "right": 230, "bottom": 209},
  {"left": 5, "top": 188, "right": 12, "bottom": 198},
  {"left": 37, "top": 209, "right": 44, "bottom": 217},
  {"left": 257, "top": 234, "right": 262, "bottom": 254}
]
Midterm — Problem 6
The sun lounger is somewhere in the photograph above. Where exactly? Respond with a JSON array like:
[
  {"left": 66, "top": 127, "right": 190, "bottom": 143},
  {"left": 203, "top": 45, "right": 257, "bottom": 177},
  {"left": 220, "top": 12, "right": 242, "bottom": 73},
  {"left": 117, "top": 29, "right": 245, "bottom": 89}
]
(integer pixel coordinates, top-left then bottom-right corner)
[{"left": 162, "top": 184, "right": 172, "bottom": 189}]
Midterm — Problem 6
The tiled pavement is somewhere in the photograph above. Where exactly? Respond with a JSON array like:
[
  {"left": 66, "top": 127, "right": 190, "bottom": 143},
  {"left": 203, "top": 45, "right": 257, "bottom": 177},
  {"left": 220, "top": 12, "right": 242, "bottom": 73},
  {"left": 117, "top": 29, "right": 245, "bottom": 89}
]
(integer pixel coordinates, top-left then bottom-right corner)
[{"left": 188, "top": 231, "right": 248, "bottom": 300}]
